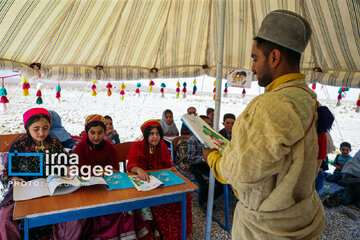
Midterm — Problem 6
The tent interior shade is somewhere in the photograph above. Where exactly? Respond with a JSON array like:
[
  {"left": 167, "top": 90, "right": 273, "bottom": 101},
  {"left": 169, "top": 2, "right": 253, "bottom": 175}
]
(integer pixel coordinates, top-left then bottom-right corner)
[{"left": 0, "top": 0, "right": 359, "bottom": 88}]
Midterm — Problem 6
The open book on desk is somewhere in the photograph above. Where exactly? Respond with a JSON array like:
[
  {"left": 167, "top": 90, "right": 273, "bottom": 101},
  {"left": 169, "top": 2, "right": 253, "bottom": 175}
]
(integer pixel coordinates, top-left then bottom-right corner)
[
  {"left": 129, "top": 170, "right": 186, "bottom": 191},
  {"left": 181, "top": 114, "right": 230, "bottom": 154},
  {"left": 13, "top": 175, "right": 107, "bottom": 201}
]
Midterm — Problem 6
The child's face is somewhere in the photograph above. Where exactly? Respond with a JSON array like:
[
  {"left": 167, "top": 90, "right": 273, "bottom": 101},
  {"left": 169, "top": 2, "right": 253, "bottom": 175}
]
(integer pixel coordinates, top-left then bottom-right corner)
[
  {"left": 164, "top": 113, "right": 173, "bottom": 125},
  {"left": 88, "top": 125, "right": 105, "bottom": 145},
  {"left": 187, "top": 107, "right": 197, "bottom": 116},
  {"left": 105, "top": 119, "right": 114, "bottom": 132},
  {"left": 28, "top": 118, "right": 50, "bottom": 143},
  {"left": 203, "top": 118, "right": 211, "bottom": 125},
  {"left": 340, "top": 146, "right": 351, "bottom": 157},
  {"left": 207, "top": 112, "right": 214, "bottom": 122},
  {"left": 223, "top": 118, "right": 235, "bottom": 133},
  {"left": 148, "top": 128, "right": 161, "bottom": 146}
]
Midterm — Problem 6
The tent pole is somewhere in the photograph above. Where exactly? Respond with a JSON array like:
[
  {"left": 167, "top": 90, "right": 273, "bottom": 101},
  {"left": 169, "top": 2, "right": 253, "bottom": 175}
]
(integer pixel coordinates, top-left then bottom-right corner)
[{"left": 205, "top": 0, "right": 226, "bottom": 239}]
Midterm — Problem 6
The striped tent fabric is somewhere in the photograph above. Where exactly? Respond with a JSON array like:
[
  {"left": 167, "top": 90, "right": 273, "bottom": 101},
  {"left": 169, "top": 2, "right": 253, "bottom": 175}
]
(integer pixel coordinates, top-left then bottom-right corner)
[{"left": 0, "top": 0, "right": 359, "bottom": 87}]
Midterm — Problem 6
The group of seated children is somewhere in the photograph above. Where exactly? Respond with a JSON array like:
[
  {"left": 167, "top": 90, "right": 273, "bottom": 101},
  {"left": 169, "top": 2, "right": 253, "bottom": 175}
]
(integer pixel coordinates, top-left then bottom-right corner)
[
  {"left": 0, "top": 108, "right": 192, "bottom": 240},
  {"left": 320, "top": 141, "right": 360, "bottom": 207}
]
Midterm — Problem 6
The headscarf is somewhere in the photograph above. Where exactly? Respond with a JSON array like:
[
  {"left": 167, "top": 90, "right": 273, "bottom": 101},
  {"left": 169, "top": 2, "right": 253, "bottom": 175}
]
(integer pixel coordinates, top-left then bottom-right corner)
[
  {"left": 23, "top": 108, "right": 50, "bottom": 128},
  {"left": 342, "top": 150, "right": 360, "bottom": 177},
  {"left": 48, "top": 110, "right": 72, "bottom": 142},
  {"left": 160, "top": 111, "right": 179, "bottom": 136}
]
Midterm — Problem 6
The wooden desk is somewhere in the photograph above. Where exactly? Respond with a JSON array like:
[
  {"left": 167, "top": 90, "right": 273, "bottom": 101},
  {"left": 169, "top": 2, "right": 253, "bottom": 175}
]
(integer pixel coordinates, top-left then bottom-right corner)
[{"left": 14, "top": 170, "right": 197, "bottom": 240}]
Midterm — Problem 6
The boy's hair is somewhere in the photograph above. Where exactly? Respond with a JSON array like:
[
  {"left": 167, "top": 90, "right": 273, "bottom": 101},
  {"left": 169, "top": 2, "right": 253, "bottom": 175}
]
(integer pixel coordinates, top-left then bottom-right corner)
[
  {"left": 199, "top": 115, "right": 209, "bottom": 120},
  {"left": 223, "top": 113, "right": 236, "bottom": 122},
  {"left": 340, "top": 142, "right": 351, "bottom": 150},
  {"left": 254, "top": 37, "right": 301, "bottom": 67},
  {"left": 104, "top": 115, "right": 112, "bottom": 120},
  {"left": 143, "top": 125, "right": 164, "bottom": 144},
  {"left": 187, "top": 107, "right": 197, "bottom": 114},
  {"left": 239, "top": 71, "right": 247, "bottom": 77},
  {"left": 206, "top": 108, "right": 214, "bottom": 115}
]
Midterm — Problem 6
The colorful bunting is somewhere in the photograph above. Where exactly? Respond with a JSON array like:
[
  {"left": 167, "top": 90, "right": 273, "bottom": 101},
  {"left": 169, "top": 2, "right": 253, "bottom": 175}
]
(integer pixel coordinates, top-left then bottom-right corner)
[
  {"left": 312, "top": 83, "right": 316, "bottom": 90},
  {"left": 356, "top": 93, "right": 360, "bottom": 113},
  {"left": 160, "top": 83, "right": 166, "bottom": 98},
  {"left": 56, "top": 83, "right": 61, "bottom": 101},
  {"left": 182, "top": 82, "right": 187, "bottom": 98},
  {"left": 22, "top": 76, "right": 30, "bottom": 96},
  {"left": 136, "top": 82, "right": 141, "bottom": 95},
  {"left": 0, "top": 78, "right": 9, "bottom": 111},
  {"left": 106, "top": 82, "right": 113, "bottom": 96},
  {"left": 223, "top": 82, "right": 228, "bottom": 97},
  {"left": 213, "top": 80, "right": 216, "bottom": 101},
  {"left": 192, "top": 79, "right": 197, "bottom": 95},
  {"left": 91, "top": 80, "right": 97, "bottom": 96},
  {"left": 176, "top": 81, "right": 180, "bottom": 98},
  {"left": 120, "top": 82, "right": 126, "bottom": 101},
  {"left": 242, "top": 88, "right": 246, "bottom": 97},
  {"left": 149, "top": 79, "right": 155, "bottom": 92},
  {"left": 36, "top": 82, "right": 43, "bottom": 104}
]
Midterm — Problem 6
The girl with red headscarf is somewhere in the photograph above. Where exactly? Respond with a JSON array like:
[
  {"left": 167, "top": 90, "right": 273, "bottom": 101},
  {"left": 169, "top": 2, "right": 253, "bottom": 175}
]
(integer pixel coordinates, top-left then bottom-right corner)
[
  {"left": 0, "top": 108, "right": 63, "bottom": 239},
  {"left": 127, "top": 120, "right": 192, "bottom": 240}
]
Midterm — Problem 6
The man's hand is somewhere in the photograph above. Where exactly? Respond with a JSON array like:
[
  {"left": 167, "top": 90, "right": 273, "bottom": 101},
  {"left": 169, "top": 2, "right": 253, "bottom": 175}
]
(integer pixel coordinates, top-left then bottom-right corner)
[{"left": 203, "top": 148, "right": 218, "bottom": 163}]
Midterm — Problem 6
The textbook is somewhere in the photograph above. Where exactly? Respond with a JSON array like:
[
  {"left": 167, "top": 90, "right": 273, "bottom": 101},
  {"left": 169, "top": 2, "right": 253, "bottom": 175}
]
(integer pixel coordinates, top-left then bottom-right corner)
[
  {"left": 104, "top": 172, "right": 134, "bottom": 190},
  {"left": 128, "top": 170, "right": 186, "bottom": 191},
  {"left": 129, "top": 175, "right": 163, "bottom": 191},
  {"left": 13, "top": 175, "right": 108, "bottom": 201},
  {"left": 181, "top": 114, "right": 230, "bottom": 154}
]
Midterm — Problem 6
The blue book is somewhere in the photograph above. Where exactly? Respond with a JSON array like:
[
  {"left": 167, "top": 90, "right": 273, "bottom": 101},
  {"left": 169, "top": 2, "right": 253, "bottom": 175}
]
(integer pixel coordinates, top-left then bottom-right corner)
[
  {"left": 104, "top": 173, "right": 134, "bottom": 190},
  {"left": 150, "top": 170, "right": 185, "bottom": 187}
]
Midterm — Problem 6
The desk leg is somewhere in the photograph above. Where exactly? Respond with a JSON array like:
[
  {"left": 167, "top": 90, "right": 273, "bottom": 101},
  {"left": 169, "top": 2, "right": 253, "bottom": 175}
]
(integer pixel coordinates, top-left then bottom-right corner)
[
  {"left": 24, "top": 218, "right": 29, "bottom": 240},
  {"left": 224, "top": 184, "right": 230, "bottom": 231},
  {"left": 181, "top": 194, "right": 187, "bottom": 240}
]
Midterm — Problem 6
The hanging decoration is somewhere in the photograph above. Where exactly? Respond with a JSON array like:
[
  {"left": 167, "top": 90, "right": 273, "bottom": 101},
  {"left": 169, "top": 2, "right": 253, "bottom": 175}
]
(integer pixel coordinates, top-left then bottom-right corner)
[
  {"left": 136, "top": 82, "right": 141, "bottom": 95},
  {"left": 182, "top": 82, "right": 187, "bottom": 98},
  {"left": 106, "top": 82, "right": 113, "bottom": 96},
  {"left": 56, "top": 82, "right": 61, "bottom": 101},
  {"left": 242, "top": 88, "right": 246, "bottom": 97},
  {"left": 337, "top": 87, "right": 349, "bottom": 106},
  {"left": 91, "top": 80, "right": 97, "bottom": 96},
  {"left": 213, "top": 80, "right": 216, "bottom": 101},
  {"left": 356, "top": 93, "right": 360, "bottom": 113},
  {"left": 36, "top": 81, "right": 43, "bottom": 105},
  {"left": 192, "top": 79, "right": 197, "bottom": 95},
  {"left": 311, "top": 83, "right": 316, "bottom": 90},
  {"left": 223, "top": 82, "right": 228, "bottom": 97},
  {"left": 160, "top": 83, "right": 166, "bottom": 98},
  {"left": 120, "top": 82, "right": 126, "bottom": 101},
  {"left": 149, "top": 79, "right": 155, "bottom": 92},
  {"left": 0, "top": 78, "right": 9, "bottom": 111},
  {"left": 22, "top": 76, "right": 30, "bottom": 96},
  {"left": 176, "top": 81, "right": 181, "bottom": 98}
]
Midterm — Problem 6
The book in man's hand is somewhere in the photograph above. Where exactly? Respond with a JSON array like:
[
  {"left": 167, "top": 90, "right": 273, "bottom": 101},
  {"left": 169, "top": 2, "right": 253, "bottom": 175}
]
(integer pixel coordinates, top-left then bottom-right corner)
[
  {"left": 13, "top": 175, "right": 108, "bottom": 201},
  {"left": 181, "top": 114, "right": 230, "bottom": 154}
]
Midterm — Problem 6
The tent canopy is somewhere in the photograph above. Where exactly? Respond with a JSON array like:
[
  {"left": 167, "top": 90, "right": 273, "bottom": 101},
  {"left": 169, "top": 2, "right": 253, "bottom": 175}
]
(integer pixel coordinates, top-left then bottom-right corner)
[{"left": 0, "top": 0, "right": 359, "bottom": 87}]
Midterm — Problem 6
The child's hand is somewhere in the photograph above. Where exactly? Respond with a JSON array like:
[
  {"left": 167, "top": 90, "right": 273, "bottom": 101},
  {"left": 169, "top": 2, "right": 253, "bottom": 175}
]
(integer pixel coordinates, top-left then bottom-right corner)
[
  {"left": 137, "top": 169, "right": 150, "bottom": 182},
  {"left": 170, "top": 166, "right": 177, "bottom": 172}
]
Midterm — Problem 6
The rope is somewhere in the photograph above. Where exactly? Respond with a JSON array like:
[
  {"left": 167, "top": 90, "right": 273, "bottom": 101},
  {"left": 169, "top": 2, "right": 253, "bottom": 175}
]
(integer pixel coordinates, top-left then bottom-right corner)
[{"left": 323, "top": 85, "right": 344, "bottom": 142}]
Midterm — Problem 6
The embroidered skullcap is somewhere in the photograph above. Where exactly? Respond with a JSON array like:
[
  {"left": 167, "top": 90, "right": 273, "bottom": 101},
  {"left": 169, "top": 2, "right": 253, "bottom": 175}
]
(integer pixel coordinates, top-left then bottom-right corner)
[
  {"left": 255, "top": 10, "right": 312, "bottom": 53},
  {"left": 85, "top": 114, "right": 106, "bottom": 128},
  {"left": 140, "top": 120, "right": 161, "bottom": 132}
]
